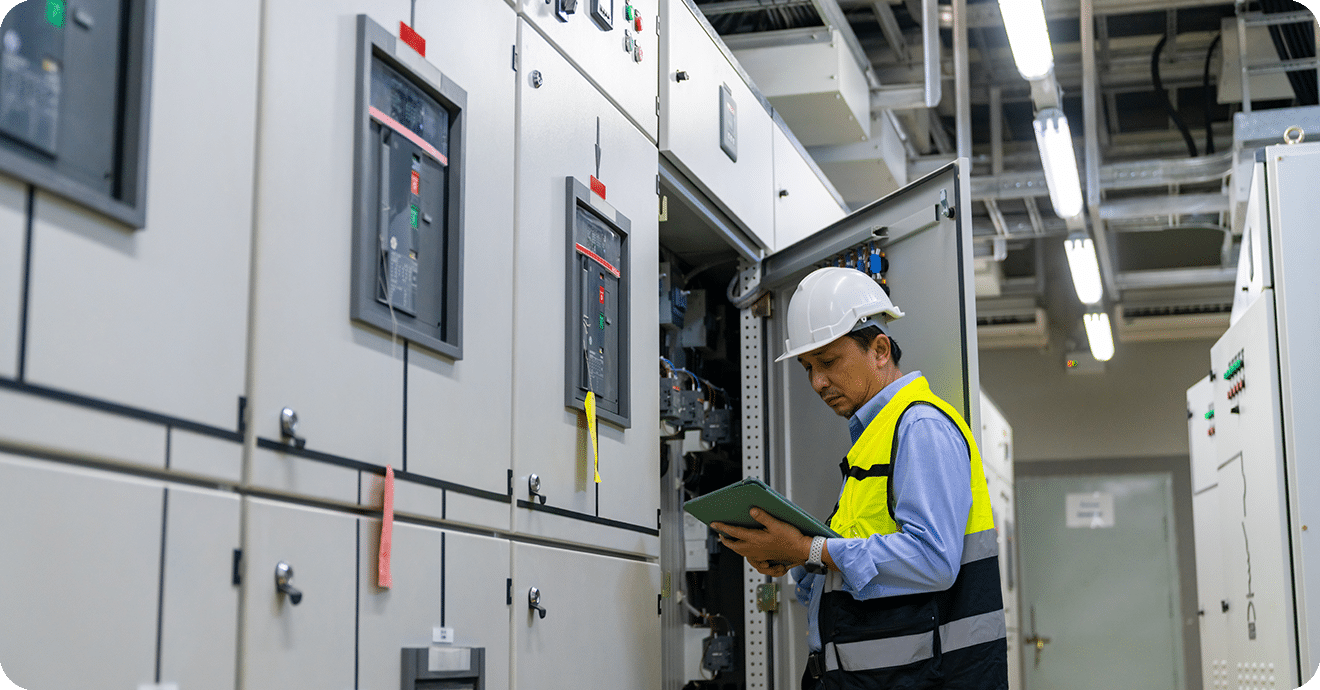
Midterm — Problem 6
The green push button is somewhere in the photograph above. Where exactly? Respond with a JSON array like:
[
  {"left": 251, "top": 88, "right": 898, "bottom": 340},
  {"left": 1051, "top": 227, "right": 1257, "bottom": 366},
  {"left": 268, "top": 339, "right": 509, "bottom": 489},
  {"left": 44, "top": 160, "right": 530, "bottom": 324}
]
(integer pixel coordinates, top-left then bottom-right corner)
[
  {"left": 598, "top": 312, "right": 606, "bottom": 329},
  {"left": 410, "top": 205, "right": 419, "bottom": 228}
]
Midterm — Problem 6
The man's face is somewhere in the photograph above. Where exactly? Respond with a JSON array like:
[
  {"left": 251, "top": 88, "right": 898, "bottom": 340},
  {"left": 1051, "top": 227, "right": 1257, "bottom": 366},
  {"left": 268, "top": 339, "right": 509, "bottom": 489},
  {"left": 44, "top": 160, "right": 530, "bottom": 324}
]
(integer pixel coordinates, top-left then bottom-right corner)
[{"left": 796, "top": 335, "right": 886, "bottom": 418}]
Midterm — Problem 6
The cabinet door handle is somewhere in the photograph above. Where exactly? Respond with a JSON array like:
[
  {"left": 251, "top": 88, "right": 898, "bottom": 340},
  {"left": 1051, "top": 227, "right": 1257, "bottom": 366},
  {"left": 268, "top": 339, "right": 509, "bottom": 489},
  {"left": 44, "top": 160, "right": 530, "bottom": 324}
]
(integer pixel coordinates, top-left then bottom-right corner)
[
  {"left": 528, "top": 586, "right": 547, "bottom": 619},
  {"left": 275, "top": 561, "right": 303, "bottom": 605},
  {"left": 528, "top": 474, "right": 547, "bottom": 505}
]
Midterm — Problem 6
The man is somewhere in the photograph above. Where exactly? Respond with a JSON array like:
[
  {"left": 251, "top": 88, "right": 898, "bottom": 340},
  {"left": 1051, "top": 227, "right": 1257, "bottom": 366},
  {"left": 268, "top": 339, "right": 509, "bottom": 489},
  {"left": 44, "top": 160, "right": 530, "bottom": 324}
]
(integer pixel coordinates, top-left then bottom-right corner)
[{"left": 712, "top": 267, "right": 1007, "bottom": 690}]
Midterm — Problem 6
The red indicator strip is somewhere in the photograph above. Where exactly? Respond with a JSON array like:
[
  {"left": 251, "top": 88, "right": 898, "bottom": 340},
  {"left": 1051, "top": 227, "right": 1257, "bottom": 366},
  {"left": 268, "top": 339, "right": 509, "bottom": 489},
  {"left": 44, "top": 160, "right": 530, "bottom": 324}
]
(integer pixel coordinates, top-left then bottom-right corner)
[
  {"left": 575, "top": 243, "right": 621, "bottom": 278},
  {"left": 369, "top": 106, "right": 448, "bottom": 166}
]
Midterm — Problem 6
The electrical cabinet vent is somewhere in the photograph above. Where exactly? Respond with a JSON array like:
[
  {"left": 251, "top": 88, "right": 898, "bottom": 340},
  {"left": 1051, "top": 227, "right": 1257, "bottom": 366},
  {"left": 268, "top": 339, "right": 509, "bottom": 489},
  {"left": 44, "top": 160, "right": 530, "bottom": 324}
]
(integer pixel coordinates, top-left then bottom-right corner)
[
  {"left": 564, "top": 177, "right": 631, "bottom": 428},
  {"left": 351, "top": 15, "right": 465, "bottom": 359},
  {"left": 0, "top": 0, "right": 154, "bottom": 227}
]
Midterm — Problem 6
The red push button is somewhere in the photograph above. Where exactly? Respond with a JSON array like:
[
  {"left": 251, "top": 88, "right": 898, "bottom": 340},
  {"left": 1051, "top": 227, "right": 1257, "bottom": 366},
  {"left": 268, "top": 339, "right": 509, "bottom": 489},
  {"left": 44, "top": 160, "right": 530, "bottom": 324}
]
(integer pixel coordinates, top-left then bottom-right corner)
[
  {"left": 410, "top": 170, "right": 420, "bottom": 196},
  {"left": 599, "top": 286, "right": 605, "bottom": 304},
  {"left": 635, "top": 15, "right": 642, "bottom": 32}
]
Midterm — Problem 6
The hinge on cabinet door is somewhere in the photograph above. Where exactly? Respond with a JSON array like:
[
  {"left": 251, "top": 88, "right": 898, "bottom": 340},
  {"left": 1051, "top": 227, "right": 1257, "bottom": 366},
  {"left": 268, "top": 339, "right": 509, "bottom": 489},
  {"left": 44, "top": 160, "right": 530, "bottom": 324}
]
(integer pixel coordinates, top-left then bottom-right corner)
[
  {"left": 237, "top": 396, "right": 247, "bottom": 436},
  {"left": 658, "top": 593, "right": 663, "bottom": 615},
  {"left": 658, "top": 509, "right": 662, "bottom": 530},
  {"left": 656, "top": 174, "right": 661, "bottom": 195},
  {"left": 232, "top": 548, "right": 243, "bottom": 586},
  {"left": 511, "top": 44, "right": 518, "bottom": 71},
  {"left": 506, "top": 578, "right": 513, "bottom": 605},
  {"left": 655, "top": 96, "right": 660, "bottom": 116},
  {"left": 507, "top": 469, "right": 514, "bottom": 496}
]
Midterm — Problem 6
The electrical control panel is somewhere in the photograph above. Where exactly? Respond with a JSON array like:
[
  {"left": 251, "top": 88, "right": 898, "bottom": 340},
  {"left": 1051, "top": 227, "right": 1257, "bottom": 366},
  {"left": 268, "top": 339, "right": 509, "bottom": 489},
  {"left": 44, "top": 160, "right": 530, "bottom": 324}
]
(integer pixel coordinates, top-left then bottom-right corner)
[
  {"left": 351, "top": 15, "right": 465, "bottom": 359},
  {"left": 0, "top": 0, "right": 153, "bottom": 227},
  {"left": 564, "top": 177, "right": 631, "bottom": 427},
  {"left": 718, "top": 83, "right": 737, "bottom": 162}
]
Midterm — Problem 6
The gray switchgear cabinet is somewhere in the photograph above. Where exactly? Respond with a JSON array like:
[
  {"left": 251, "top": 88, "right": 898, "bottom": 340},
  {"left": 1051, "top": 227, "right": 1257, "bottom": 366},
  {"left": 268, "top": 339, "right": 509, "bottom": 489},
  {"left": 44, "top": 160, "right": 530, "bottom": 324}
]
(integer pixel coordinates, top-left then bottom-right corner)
[
  {"left": 0, "top": 0, "right": 154, "bottom": 227},
  {"left": 564, "top": 176, "right": 631, "bottom": 428},
  {"left": 351, "top": 15, "right": 465, "bottom": 359}
]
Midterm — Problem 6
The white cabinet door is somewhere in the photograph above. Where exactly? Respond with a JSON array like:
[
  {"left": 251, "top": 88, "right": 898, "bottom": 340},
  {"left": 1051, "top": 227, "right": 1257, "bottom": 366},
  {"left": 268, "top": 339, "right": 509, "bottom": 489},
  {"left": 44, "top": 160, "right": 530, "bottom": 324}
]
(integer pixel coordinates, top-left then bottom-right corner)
[
  {"left": 1210, "top": 296, "right": 1298, "bottom": 687},
  {"left": 158, "top": 485, "right": 242, "bottom": 690},
  {"left": 513, "top": 543, "right": 660, "bottom": 690},
  {"left": 24, "top": 0, "right": 259, "bottom": 429},
  {"left": 772, "top": 124, "right": 845, "bottom": 250},
  {"left": 247, "top": 0, "right": 411, "bottom": 479},
  {"left": 519, "top": 0, "right": 658, "bottom": 141},
  {"left": 658, "top": 0, "right": 775, "bottom": 248},
  {"left": 241, "top": 498, "right": 359, "bottom": 690},
  {"left": 513, "top": 21, "right": 660, "bottom": 556},
  {"left": 0, "top": 455, "right": 162, "bottom": 689}
]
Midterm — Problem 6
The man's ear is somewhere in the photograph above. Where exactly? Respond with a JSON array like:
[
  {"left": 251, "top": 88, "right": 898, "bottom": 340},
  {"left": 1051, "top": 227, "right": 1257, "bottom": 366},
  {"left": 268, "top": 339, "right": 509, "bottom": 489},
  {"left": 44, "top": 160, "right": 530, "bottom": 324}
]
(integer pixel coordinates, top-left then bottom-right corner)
[{"left": 872, "top": 333, "right": 892, "bottom": 366}]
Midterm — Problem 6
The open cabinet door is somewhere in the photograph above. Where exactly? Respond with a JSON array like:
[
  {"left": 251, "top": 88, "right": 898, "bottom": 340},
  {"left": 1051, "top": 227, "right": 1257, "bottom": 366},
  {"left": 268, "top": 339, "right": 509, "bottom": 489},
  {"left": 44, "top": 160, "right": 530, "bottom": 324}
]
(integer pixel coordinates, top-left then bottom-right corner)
[{"left": 742, "top": 160, "right": 981, "bottom": 688}]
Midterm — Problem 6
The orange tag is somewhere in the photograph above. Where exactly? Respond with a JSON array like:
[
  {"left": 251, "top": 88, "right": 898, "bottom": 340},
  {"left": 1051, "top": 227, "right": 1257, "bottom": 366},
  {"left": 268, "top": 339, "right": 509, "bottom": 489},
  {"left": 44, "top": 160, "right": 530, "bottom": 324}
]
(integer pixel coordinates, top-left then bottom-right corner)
[{"left": 378, "top": 465, "right": 395, "bottom": 588}]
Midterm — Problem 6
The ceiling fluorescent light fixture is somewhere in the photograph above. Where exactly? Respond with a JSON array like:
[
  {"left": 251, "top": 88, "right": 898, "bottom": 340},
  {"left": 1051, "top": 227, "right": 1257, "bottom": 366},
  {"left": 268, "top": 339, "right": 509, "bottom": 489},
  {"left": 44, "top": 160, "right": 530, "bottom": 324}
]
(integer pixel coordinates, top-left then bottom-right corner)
[
  {"left": 998, "top": 0, "right": 1054, "bottom": 80},
  {"left": 1083, "top": 312, "right": 1115, "bottom": 362},
  {"left": 1033, "top": 109, "right": 1084, "bottom": 220},
  {"left": 1064, "top": 233, "right": 1103, "bottom": 305}
]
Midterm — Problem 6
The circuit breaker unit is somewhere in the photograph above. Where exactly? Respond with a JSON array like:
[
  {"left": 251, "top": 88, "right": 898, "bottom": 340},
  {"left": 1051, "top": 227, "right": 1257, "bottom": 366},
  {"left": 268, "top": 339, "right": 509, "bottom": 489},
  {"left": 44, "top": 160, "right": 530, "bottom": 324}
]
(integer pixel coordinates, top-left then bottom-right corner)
[
  {"left": 351, "top": 15, "right": 465, "bottom": 359},
  {"left": 0, "top": 0, "right": 154, "bottom": 227},
  {"left": 564, "top": 177, "right": 631, "bottom": 427}
]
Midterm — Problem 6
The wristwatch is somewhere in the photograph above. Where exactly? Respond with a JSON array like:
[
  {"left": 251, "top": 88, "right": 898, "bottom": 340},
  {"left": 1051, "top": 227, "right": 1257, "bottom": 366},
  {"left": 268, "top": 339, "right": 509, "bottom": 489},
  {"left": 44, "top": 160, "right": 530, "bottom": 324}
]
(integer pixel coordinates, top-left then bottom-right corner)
[{"left": 805, "top": 536, "right": 828, "bottom": 574}]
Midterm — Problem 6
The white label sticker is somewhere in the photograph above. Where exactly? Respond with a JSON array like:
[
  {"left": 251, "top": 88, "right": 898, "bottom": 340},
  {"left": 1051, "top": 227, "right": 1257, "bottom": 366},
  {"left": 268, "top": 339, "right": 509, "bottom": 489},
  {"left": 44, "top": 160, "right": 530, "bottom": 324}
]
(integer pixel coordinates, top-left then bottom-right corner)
[
  {"left": 1066, "top": 492, "right": 1115, "bottom": 528},
  {"left": 432, "top": 626, "right": 455, "bottom": 644}
]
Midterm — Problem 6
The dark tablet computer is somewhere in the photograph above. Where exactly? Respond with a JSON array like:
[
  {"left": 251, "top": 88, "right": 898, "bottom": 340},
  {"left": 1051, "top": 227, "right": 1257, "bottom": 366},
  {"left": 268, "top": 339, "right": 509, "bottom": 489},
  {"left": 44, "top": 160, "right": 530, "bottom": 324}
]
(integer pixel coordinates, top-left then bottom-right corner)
[{"left": 683, "top": 477, "right": 841, "bottom": 539}]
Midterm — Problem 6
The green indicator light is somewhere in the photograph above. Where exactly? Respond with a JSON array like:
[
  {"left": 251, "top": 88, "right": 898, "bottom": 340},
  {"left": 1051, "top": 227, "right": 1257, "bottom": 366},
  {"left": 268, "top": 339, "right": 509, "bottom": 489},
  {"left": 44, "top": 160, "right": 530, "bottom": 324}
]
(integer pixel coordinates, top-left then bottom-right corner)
[
  {"left": 409, "top": 205, "right": 419, "bottom": 228},
  {"left": 46, "top": 0, "right": 65, "bottom": 27},
  {"left": 1205, "top": 410, "right": 1215, "bottom": 420}
]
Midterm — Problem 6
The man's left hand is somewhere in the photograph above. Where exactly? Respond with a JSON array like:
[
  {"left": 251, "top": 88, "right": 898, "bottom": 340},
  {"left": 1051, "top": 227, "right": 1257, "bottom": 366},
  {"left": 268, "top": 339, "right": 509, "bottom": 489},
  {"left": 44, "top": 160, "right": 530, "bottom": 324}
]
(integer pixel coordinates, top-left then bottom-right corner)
[{"left": 712, "top": 508, "right": 813, "bottom": 573}]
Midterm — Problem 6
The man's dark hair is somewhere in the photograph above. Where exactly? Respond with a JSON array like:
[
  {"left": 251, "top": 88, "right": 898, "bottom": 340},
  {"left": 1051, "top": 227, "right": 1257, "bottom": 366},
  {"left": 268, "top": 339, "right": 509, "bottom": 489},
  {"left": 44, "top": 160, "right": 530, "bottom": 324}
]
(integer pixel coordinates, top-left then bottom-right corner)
[{"left": 845, "top": 325, "right": 902, "bottom": 365}]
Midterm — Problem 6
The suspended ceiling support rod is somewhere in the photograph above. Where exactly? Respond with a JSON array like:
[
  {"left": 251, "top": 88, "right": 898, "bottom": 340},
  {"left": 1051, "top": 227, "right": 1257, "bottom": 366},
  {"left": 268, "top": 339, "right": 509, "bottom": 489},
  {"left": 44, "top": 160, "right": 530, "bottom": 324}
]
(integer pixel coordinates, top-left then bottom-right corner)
[
  {"left": 871, "top": 1, "right": 910, "bottom": 64},
  {"left": 953, "top": 0, "right": 971, "bottom": 160}
]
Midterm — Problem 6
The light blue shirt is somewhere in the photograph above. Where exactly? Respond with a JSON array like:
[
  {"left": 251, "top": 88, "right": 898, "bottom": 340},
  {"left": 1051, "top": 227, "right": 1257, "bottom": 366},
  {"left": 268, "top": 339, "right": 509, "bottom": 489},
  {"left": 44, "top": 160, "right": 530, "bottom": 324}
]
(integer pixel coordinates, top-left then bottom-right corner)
[{"left": 790, "top": 371, "right": 972, "bottom": 652}]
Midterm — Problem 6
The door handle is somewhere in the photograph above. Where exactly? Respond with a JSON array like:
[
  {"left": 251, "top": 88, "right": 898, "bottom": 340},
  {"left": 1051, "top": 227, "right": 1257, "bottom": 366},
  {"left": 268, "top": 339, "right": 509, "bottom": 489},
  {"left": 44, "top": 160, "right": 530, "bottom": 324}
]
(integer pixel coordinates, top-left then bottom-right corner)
[
  {"left": 528, "top": 586, "right": 547, "bottom": 619},
  {"left": 528, "top": 474, "right": 547, "bottom": 505},
  {"left": 275, "top": 561, "right": 303, "bottom": 605}
]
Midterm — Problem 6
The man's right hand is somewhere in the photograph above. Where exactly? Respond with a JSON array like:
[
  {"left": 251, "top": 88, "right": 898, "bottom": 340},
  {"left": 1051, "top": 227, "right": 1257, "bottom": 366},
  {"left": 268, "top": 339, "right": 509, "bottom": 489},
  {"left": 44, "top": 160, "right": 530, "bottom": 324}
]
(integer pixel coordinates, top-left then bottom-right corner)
[{"left": 749, "top": 559, "right": 789, "bottom": 578}]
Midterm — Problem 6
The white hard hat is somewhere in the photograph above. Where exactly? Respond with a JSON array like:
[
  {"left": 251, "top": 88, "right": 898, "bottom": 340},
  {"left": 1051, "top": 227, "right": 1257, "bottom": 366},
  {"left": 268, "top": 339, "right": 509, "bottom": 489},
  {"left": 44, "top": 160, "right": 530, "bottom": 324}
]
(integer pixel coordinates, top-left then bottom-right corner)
[{"left": 775, "top": 267, "right": 905, "bottom": 362}]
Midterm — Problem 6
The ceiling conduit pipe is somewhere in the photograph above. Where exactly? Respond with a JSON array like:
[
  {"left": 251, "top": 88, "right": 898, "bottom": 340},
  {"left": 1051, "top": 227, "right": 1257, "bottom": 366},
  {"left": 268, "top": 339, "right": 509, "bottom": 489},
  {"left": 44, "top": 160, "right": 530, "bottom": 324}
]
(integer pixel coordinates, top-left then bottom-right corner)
[{"left": 1081, "top": 0, "right": 1120, "bottom": 301}]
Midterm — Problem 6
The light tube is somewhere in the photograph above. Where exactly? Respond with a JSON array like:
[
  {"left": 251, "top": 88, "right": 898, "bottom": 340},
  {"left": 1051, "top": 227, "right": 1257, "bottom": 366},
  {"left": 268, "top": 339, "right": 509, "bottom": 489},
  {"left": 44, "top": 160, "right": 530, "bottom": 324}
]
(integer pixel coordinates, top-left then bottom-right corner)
[
  {"left": 997, "top": 0, "right": 1054, "bottom": 80},
  {"left": 1064, "top": 234, "right": 1104, "bottom": 305},
  {"left": 1033, "top": 109, "right": 1084, "bottom": 220},
  {"left": 1083, "top": 312, "right": 1114, "bottom": 362}
]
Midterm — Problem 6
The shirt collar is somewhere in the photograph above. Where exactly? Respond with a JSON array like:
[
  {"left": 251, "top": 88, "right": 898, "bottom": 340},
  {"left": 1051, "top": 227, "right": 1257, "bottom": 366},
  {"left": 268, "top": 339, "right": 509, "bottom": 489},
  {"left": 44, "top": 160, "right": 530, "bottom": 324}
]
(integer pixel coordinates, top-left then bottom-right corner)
[{"left": 847, "top": 370, "right": 923, "bottom": 444}]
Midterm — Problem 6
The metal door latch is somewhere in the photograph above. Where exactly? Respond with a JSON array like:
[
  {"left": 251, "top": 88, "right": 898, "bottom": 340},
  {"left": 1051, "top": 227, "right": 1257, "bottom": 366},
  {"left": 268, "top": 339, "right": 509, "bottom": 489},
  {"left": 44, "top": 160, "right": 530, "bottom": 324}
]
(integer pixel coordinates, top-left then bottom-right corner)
[
  {"left": 275, "top": 562, "right": 303, "bottom": 605},
  {"left": 528, "top": 587, "right": 547, "bottom": 619},
  {"left": 528, "top": 474, "right": 547, "bottom": 505},
  {"left": 279, "top": 408, "right": 306, "bottom": 450}
]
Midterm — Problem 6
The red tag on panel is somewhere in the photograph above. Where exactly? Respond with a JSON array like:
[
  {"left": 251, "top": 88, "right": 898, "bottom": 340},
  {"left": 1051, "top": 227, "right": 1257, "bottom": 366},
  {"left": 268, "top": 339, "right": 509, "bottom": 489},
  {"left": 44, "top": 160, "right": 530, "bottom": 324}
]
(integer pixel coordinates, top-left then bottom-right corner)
[
  {"left": 590, "top": 175, "right": 606, "bottom": 200},
  {"left": 410, "top": 170, "right": 420, "bottom": 196},
  {"left": 399, "top": 22, "right": 426, "bottom": 57}
]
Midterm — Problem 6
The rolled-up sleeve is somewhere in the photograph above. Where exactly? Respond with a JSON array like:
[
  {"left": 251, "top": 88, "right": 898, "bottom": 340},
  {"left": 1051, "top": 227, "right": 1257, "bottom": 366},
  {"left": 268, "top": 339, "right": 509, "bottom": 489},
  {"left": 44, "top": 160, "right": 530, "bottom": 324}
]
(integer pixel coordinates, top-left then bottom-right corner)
[{"left": 825, "top": 412, "right": 972, "bottom": 599}]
